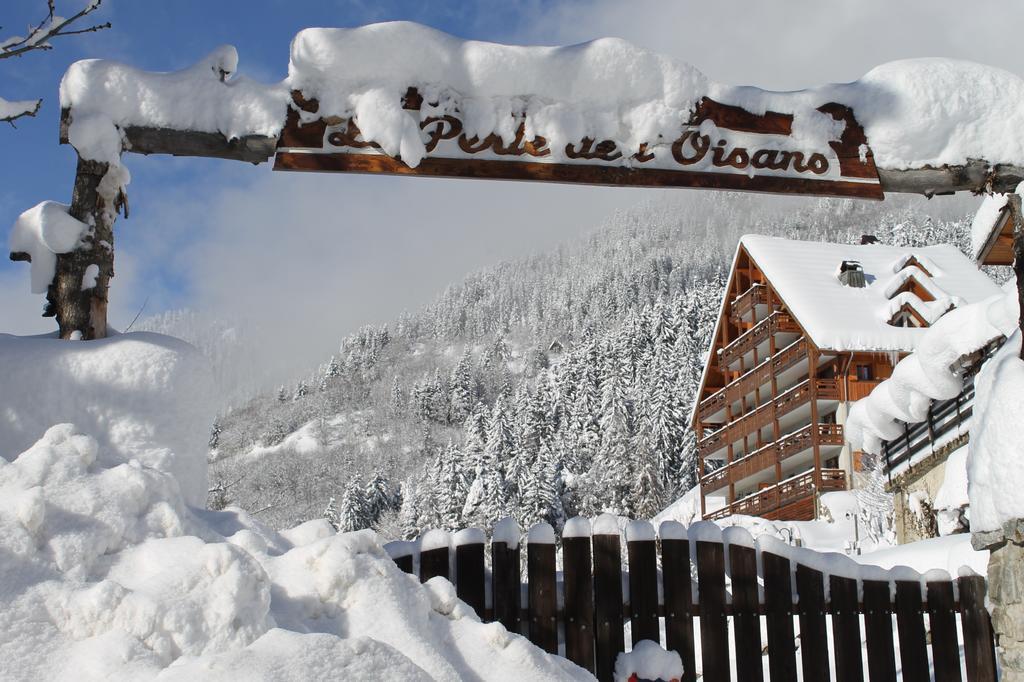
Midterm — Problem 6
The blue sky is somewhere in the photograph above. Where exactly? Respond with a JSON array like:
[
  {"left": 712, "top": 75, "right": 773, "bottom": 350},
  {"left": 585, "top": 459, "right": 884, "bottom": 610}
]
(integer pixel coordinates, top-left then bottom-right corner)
[{"left": 3, "top": 0, "right": 1022, "bottom": 382}]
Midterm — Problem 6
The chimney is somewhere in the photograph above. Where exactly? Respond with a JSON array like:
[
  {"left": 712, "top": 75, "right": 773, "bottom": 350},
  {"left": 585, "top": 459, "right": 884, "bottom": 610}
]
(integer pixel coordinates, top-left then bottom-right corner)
[
  {"left": 838, "top": 260, "right": 866, "bottom": 288},
  {"left": 860, "top": 234, "right": 879, "bottom": 245}
]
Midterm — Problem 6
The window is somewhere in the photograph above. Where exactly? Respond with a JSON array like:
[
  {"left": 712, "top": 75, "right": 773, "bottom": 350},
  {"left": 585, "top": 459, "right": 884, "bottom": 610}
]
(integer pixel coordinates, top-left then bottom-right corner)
[{"left": 856, "top": 364, "right": 874, "bottom": 381}]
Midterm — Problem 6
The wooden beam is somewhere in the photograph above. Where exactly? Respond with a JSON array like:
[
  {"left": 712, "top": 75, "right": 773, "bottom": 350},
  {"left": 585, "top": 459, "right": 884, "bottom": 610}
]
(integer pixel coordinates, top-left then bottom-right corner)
[{"left": 877, "top": 162, "right": 1024, "bottom": 196}]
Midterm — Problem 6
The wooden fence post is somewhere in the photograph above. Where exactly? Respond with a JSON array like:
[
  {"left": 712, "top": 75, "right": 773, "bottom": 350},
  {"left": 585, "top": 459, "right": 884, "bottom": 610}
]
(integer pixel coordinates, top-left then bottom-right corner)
[
  {"left": 527, "top": 523, "right": 558, "bottom": 654},
  {"left": 696, "top": 533, "right": 729, "bottom": 682},
  {"left": 763, "top": 550, "right": 798, "bottom": 682},
  {"left": 384, "top": 540, "right": 415, "bottom": 575},
  {"left": 593, "top": 515, "right": 625, "bottom": 682},
  {"left": 725, "top": 531, "right": 764, "bottom": 682},
  {"left": 830, "top": 575, "right": 864, "bottom": 682},
  {"left": 862, "top": 577, "right": 897, "bottom": 682},
  {"left": 419, "top": 529, "right": 451, "bottom": 583},
  {"left": 453, "top": 528, "right": 486, "bottom": 618},
  {"left": 492, "top": 518, "right": 522, "bottom": 635},
  {"left": 959, "top": 574, "right": 998, "bottom": 682},
  {"left": 894, "top": 578, "right": 930, "bottom": 682},
  {"left": 659, "top": 521, "right": 697, "bottom": 682},
  {"left": 625, "top": 520, "right": 660, "bottom": 646},
  {"left": 562, "top": 518, "right": 595, "bottom": 674},
  {"left": 795, "top": 563, "right": 830, "bottom": 682},
  {"left": 927, "top": 579, "right": 963, "bottom": 682}
]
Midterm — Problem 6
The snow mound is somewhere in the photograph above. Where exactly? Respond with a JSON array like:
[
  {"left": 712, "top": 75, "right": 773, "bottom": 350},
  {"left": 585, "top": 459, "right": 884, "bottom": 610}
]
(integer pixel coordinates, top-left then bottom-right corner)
[
  {"left": 8, "top": 201, "right": 89, "bottom": 294},
  {"left": 0, "top": 425, "right": 590, "bottom": 680},
  {"left": 0, "top": 332, "right": 216, "bottom": 507},
  {"left": 845, "top": 290, "right": 1018, "bottom": 454},
  {"left": 968, "top": 331, "right": 1024, "bottom": 533}
]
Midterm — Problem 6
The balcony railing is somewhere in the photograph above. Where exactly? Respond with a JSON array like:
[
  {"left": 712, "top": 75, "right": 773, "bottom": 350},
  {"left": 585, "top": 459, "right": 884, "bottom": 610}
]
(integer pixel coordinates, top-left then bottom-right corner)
[
  {"left": 701, "top": 423, "right": 844, "bottom": 493},
  {"left": 696, "top": 339, "right": 808, "bottom": 422},
  {"left": 718, "top": 311, "right": 800, "bottom": 370},
  {"left": 705, "top": 468, "right": 847, "bottom": 520},
  {"left": 729, "top": 283, "right": 767, "bottom": 323},
  {"left": 697, "top": 378, "right": 840, "bottom": 459}
]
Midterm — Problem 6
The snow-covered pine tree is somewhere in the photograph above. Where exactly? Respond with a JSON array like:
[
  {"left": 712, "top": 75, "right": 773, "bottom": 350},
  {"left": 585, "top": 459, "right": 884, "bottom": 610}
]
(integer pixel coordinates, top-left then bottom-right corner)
[
  {"left": 448, "top": 348, "right": 475, "bottom": 423},
  {"left": 324, "top": 496, "right": 340, "bottom": 531},
  {"left": 337, "top": 475, "right": 368, "bottom": 532}
]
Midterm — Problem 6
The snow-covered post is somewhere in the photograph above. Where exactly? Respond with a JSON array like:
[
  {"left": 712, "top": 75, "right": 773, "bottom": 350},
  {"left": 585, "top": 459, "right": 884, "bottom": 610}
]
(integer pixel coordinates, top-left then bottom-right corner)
[{"left": 50, "top": 155, "right": 124, "bottom": 339}]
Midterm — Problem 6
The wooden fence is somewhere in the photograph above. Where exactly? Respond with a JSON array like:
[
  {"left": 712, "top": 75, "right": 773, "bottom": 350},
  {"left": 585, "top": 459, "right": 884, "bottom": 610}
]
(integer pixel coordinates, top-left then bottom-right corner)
[{"left": 385, "top": 519, "right": 997, "bottom": 682}]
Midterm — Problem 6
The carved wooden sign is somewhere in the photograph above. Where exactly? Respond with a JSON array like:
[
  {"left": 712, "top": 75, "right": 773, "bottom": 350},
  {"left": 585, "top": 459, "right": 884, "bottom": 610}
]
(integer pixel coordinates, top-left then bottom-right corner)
[{"left": 274, "top": 89, "right": 883, "bottom": 199}]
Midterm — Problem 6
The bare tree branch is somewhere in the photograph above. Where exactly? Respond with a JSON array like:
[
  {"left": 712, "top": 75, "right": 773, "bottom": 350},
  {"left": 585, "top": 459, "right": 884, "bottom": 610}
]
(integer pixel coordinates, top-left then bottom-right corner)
[
  {"left": 0, "top": 97, "right": 41, "bottom": 126},
  {"left": 0, "top": 1, "right": 110, "bottom": 61}
]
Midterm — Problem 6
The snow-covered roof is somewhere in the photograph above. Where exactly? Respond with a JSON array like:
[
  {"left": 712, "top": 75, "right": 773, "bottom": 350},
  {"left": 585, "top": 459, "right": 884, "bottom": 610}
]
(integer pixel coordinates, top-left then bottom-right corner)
[
  {"left": 740, "top": 234, "right": 1002, "bottom": 353},
  {"left": 970, "top": 193, "right": 1011, "bottom": 261}
]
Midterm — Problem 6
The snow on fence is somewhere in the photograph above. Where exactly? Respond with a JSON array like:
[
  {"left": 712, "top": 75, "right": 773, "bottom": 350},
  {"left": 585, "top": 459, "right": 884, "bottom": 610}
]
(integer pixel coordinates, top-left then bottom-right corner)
[{"left": 386, "top": 518, "right": 996, "bottom": 682}]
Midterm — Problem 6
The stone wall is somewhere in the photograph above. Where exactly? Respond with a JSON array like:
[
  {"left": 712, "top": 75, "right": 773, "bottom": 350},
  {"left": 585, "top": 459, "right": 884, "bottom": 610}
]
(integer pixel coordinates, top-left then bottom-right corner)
[{"left": 975, "top": 520, "right": 1024, "bottom": 680}]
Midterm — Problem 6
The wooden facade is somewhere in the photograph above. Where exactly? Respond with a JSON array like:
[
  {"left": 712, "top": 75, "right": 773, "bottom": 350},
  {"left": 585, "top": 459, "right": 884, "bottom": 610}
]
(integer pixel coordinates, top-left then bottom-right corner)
[{"left": 693, "top": 245, "right": 904, "bottom": 521}]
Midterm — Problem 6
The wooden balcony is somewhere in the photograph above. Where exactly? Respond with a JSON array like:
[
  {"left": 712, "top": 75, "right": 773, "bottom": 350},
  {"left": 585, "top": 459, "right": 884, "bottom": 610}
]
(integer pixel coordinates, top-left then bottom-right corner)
[
  {"left": 718, "top": 311, "right": 800, "bottom": 370},
  {"left": 701, "top": 423, "right": 844, "bottom": 493},
  {"left": 728, "top": 283, "right": 767, "bottom": 324},
  {"left": 696, "top": 339, "right": 808, "bottom": 422},
  {"left": 705, "top": 468, "right": 847, "bottom": 521},
  {"left": 698, "top": 377, "right": 838, "bottom": 459}
]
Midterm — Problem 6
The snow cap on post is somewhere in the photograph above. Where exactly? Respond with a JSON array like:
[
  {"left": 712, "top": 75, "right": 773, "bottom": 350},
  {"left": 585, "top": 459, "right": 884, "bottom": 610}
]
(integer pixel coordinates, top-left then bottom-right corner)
[
  {"left": 526, "top": 522, "right": 556, "bottom": 545},
  {"left": 562, "top": 516, "right": 592, "bottom": 539},
  {"left": 384, "top": 540, "right": 414, "bottom": 559},
  {"left": 625, "top": 519, "right": 656, "bottom": 543},
  {"left": 658, "top": 520, "right": 687, "bottom": 540},
  {"left": 453, "top": 527, "right": 485, "bottom": 547},
  {"left": 420, "top": 528, "right": 451, "bottom": 552},
  {"left": 491, "top": 517, "right": 521, "bottom": 549},
  {"left": 9, "top": 201, "right": 89, "bottom": 294},
  {"left": 687, "top": 520, "right": 723, "bottom": 544},
  {"left": 593, "top": 513, "right": 621, "bottom": 536},
  {"left": 721, "top": 525, "right": 755, "bottom": 550}
]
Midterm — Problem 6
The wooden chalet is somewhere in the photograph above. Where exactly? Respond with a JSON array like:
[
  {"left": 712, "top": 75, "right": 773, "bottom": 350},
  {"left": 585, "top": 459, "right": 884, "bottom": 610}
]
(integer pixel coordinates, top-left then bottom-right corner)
[
  {"left": 971, "top": 194, "right": 1015, "bottom": 266},
  {"left": 691, "top": 235, "right": 1002, "bottom": 522}
]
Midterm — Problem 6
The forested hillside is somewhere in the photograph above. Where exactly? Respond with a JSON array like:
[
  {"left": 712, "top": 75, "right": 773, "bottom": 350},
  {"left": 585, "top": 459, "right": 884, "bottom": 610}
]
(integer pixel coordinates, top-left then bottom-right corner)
[{"left": 176, "top": 192, "right": 980, "bottom": 538}]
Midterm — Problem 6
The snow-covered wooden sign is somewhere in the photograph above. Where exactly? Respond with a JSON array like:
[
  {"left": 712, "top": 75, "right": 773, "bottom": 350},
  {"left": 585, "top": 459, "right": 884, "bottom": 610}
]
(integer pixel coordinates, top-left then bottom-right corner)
[{"left": 274, "top": 89, "right": 883, "bottom": 199}]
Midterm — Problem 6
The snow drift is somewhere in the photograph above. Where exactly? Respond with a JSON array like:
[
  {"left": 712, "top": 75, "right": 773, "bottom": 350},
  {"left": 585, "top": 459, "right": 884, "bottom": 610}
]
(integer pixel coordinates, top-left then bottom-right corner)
[{"left": 0, "top": 423, "right": 590, "bottom": 680}]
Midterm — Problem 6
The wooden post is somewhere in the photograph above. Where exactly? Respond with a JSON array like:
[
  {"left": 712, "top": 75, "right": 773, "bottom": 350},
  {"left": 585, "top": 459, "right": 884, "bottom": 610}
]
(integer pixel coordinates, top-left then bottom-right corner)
[
  {"left": 419, "top": 531, "right": 451, "bottom": 583},
  {"left": 593, "top": 528, "right": 625, "bottom": 682},
  {"left": 659, "top": 526, "right": 696, "bottom": 682},
  {"left": 1008, "top": 193, "right": 1024, "bottom": 359},
  {"left": 763, "top": 551, "right": 798, "bottom": 682},
  {"left": 862, "top": 578, "right": 897, "bottom": 681},
  {"left": 959, "top": 575, "right": 997, "bottom": 682},
  {"left": 696, "top": 540, "right": 729, "bottom": 682},
  {"left": 795, "top": 564, "right": 830, "bottom": 682},
  {"left": 625, "top": 523, "right": 660, "bottom": 646},
  {"left": 492, "top": 538, "right": 522, "bottom": 635},
  {"left": 728, "top": 542, "right": 764, "bottom": 681},
  {"left": 927, "top": 579, "right": 963, "bottom": 682},
  {"left": 49, "top": 156, "right": 123, "bottom": 339},
  {"left": 454, "top": 529, "right": 486, "bottom": 618},
  {"left": 526, "top": 525, "right": 558, "bottom": 654},
  {"left": 893, "top": 580, "right": 929, "bottom": 682},
  {"left": 830, "top": 575, "right": 864, "bottom": 682},
  {"left": 562, "top": 528, "right": 595, "bottom": 674}
]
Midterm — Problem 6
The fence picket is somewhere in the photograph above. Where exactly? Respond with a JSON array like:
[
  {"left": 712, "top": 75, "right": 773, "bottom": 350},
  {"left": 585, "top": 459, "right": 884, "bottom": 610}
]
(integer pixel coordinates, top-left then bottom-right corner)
[
  {"left": 696, "top": 540, "right": 729, "bottom": 682},
  {"left": 454, "top": 530, "right": 486, "bottom": 618},
  {"left": 795, "top": 564, "right": 829, "bottom": 682},
  {"left": 562, "top": 532, "right": 595, "bottom": 674},
  {"left": 830, "top": 575, "right": 864, "bottom": 682},
  {"left": 626, "top": 525, "right": 660, "bottom": 646},
  {"left": 894, "top": 580, "right": 929, "bottom": 682},
  {"left": 660, "top": 532, "right": 697, "bottom": 682},
  {"left": 927, "top": 579, "right": 963, "bottom": 682},
  {"left": 728, "top": 543, "right": 764, "bottom": 682},
  {"left": 863, "top": 579, "right": 897, "bottom": 682},
  {"left": 593, "top": 530, "right": 625, "bottom": 682},
  {"left": 763, "top": 551, "right": 798, "bottom": 682},
  {"left": 959, "top": 575, "right": 997, "bottom": 682},
  {"left": 492, "top": 540, "right": 522, "bottom": 634},
  {"left": 527, "top": 528, "right": 558, "bottom": 654},
  {"left": 419, "top": 537, "right": 450, "bottom": 583}
]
